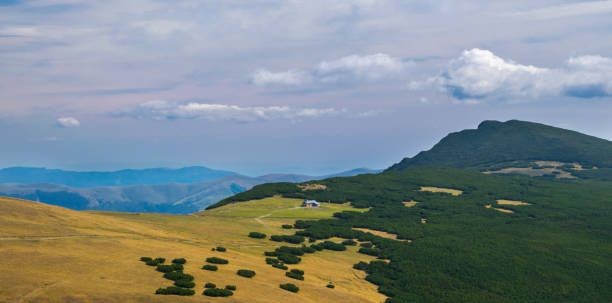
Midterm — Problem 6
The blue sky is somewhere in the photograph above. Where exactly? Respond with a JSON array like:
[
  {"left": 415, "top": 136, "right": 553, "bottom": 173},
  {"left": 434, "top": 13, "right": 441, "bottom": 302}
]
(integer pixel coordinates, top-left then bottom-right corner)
[{"left": 1, "top": 0, "right": 611, "bottom": 175}]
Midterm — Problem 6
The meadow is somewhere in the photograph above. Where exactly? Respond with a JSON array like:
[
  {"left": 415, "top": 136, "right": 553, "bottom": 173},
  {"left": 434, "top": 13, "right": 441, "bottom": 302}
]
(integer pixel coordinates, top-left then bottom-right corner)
[{"left": 0, "top": 196, "right": 384, "bottom": 303}]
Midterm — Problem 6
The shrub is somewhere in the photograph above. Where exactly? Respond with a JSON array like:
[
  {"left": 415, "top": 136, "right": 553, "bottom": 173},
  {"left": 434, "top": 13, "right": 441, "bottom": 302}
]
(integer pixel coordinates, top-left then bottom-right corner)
[
  {"left": 353, "top": 261, "right": 369, "bottom": 271},
  {"left": 216, "top": 246, "right": 227, "bottom": 252},
  {"left": 342, "top": 239, "right": 357, "bottom": 246},
  {"left": 279, "top": 283, "right": 299, "bottom": 293},
  {"left": 145, "top": 257, "right": 165, "bottom": 266},
  {"left": 310, "top": 244, "right": 324, "bottom": 251},
  {"left": 264, "top": 251, "right": 277, "bottom": 257},
  {"left": 360, "top": 242, "right": 373, "bottom": 248},
  {"left": 266, "top": 257, "right": 280, "bottom": 265},
  {"left": 358, "top": 247, "right": 380, "bottom": 257},
  {"left": 204, "top": 282, "right": 216, "bottom": 289},
  {"left": 237, "top": 269, "right": 256, "bottom": 278},
  {"left": 174, "top": 280, "right": 195, "bottom": 288},
  {"left": 154, "top": 257, "right": 166, "bottom": 264},
  {"left": 275, "top": 246, "right": 305, "bottom": 256},
  {"left": 172, "top": 258, "right": 187, "bottom": 265},
  {"left": 145, "top": 259, "right": 159, "bottom": 266},
  {"left": 225, "top": 285, "right": 237, "bottom": 291},
  {"left": 140, "top": 256, "right": 152, "bottom": 262},
  {"left": 206, "top": 257, "right": 229, "bottom": 264},
  {"left": 290, "top": 269, "right": 304, "bottom": 275},
  {"left": 248, "top": 232, "right": 266, "bottom": 239},
  {"left": 272, "top": 263, "right": 288, "bottom": 270},
  {"left": 282, "top": 224, "right": 293, "bottom": 229},
  {"left": 285, "top": 271, "right": 304, "bottom": 280},
  {"left": 203, "top": 288, "right": 233, "bottom": 297},
  {"left": 278, "top": 254, "right": 301, "bottom": 264},
  {"left": 301, "top": 245, "right": 316, "bottom": 254},
  {"left": 327, "top": 283, "right": 335, "bottom": 289},
  {"left": 202, "top": 264, "right": 218, "bottom": 271},
  {"left": 157, "top": 264, "right": 182, "bottom": 273},
  {"left": 163, "top": 271, "right": 194, "bottom": 282},
  {"left": 321, "top": 241, "right": 346, "bottom": 251},
  {"left": 155, "top": 286, "right": 195, "bottom": 296},
  {"left": 270, "top": 235, "right": 305, "bottom": 244}
]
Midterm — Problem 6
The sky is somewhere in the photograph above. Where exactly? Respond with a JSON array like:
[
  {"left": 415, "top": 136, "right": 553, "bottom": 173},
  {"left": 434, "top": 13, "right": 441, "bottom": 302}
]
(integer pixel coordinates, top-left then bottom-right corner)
[{"left": 1, "top": 0, "right": 612, "bottom": 175}]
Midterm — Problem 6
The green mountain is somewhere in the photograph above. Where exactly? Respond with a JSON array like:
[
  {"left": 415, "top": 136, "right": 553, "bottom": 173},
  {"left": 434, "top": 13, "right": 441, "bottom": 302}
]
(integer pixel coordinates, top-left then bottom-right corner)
[
  {"left": 212, "top": 120, "right": 612, "bottom": 303},
  {"left": 388, "top": 120, "right": 612, "bottom": 171}
]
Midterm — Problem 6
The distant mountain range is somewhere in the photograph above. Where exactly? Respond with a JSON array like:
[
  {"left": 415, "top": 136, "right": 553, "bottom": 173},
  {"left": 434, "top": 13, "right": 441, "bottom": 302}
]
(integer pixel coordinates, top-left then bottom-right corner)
[{"left": 0, "top": 167, "right": 381, "bottom": 213}]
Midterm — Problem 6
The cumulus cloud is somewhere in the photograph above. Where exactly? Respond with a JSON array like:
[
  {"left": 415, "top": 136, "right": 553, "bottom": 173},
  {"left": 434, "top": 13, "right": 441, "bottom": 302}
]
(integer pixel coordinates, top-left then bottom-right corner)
[
  {"left": 251, "top": 53, "right": 408, "bottom": 88},
  {"left": 121, "top": 101, "right": 345, "bottom": 122},
  {"left": 56, "top": 117, "right": 80, "bottom": 128},
  {"left": 410, "top": 48, "right": 612, "bottom": 102}
]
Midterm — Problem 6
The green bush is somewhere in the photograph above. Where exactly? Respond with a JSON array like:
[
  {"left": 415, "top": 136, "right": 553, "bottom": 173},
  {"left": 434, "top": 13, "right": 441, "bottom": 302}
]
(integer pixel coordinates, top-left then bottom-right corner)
[
  {"left": 290, "top": 269, "right": 304, "bottom": 275},
  {"left": 203, "top": 288, "right": 233, "bottom": 297},
  {"left": 301, "top": 245, "right": 316, "bottom": 253},
  {"left": 327, "top": 283, "right": 335, "bottom": 289},
  {"left": 279, "top": 283, "right": 299, "bottom": 293},
  {"left": 216, "top": 246, "right": 227, "bottom": 252},
  {"left": 156, "top": 264, "right": 182, "bottom": 273},
  {"left": 154, "top": 257, "right": 166, "bottom": 264},
  {"left": 202, "top": 264, "right": 218, "bottom": 271},
  {"left": 237, "top": 269, "right": 256, "bottom": 278},
  {"left": 272, "top": 263, "right": 288, "bottom": 270},
  {"left": 145, "top": 259, "right": 159, "bottom": 266},
  {"left": 321, "top": 241, "right": 346, "bottom": 251},
  {"left": 266, "top": 257, "right": 280, "bottom": 265},
  {"left": 172, "top": 258, "right": 187, "bottom": 265},
  {"left": 270, "top": 235, "right": 305, "bottom": 244},
  {"left": 140, "top": 256, "right": 152, "bottom": 262},
  {"left": 264, "top": 251, "right": 277, "bottom": 257},
  {"left": 353, "top": 261, "right": 369, "bottom": 271},
  {"left": 342, "top": 239, "right": 357, "bottom": 246},
  {"left": 278, "top": 254, "right": 301, "bottom": 264},
  {"left": 285, "top": 271, "right": 304, "bottom": 280},
  {"left": 155, "top": 286, "right": 195, "bottom": 296},
  {"left": 206, "top": 257, "right": 229, "bottom": 264},
  {"left": 358, "top": 247, "right": 380, "bottom": 256},
  {"left": 275, "top": 246, "right": 305, "bottom": 256},
  {"left": 174, "top": 280, "right": 195, "bottom": 288},
  {"left": 163, "top": 271, "right": 194, "bottom": 282},
  {"left": 282, "top": 224, "right": 294, "bottom": 229},
  {"left": 248, "top": 232, "right": 266, "bottom": 239},
  {"left": 204, "top": 282, "right": 216, "bottom": 288},
  {"left": 310, "top": 243, "right": 324, "bottom": 251},
  {"left": 360, "top": 242, "right": 373, "bottom": 248},
  {"left": 225, "top": 285, "right": 237, "bottom": 291}
]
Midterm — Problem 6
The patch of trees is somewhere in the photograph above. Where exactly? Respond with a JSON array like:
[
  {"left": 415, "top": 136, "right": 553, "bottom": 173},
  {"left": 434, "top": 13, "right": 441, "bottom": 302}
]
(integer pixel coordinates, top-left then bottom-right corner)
[
  {"left": 214, "top": 246, "right": 227, "bottom": 252},
  {"left": 202, "top": 264, "right": 218, "bottom": 271},
  {"left": 358, "top": 247, "right": 380, "bottom": 257},
  {"left": 171, "top": 258, "right": 186, "bottom": 264},
  {"left": 282, "top": 224, "right": 294, "bottom": 229},
  {"left": 206, "top": 257, "right": 229, "bottom": 264},
  {"left": 141, "top": 257, "right": 165, "bottom": 266},
  {"left": 277, "top": 254, "right": 301, "bottom": 264},
  {"left": 155, "top": 286, "right": 195, "bottom": 296},
  {"left": 248, "top": 231, "right": 267, "bottom": 239},
  {"left": 279, "top": 283, "right": 299, "bottom": 293},
  {"left": 141, "top": 256, "right": 195, "bottom": 296},
  {"left": 342, "top": 239, "right": 357, "bottom": 246},
  {"left": 236, "top": 269, "right": 256, "bottom": 278},
  {"left": 270, "top": 234, "right": 305, "bottom": 244},
  {"left": 285, "top": 269, "right": 304, "bottom": 280},
  {"left": 203, "top": 288, "right": 233, "bottom": 297}
]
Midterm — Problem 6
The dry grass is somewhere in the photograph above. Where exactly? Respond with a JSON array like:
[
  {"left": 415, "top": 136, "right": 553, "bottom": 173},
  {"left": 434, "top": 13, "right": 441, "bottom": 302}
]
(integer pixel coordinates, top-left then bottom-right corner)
[
  {"left": 496, "top": 199, "right": 530, "bottom": 206},
  {"left": 484, "top": 204, "right": 514, "bottom": 214},
  {"left": 402, "top": 201, "right": 418, "bottom": 208},
  {"left": 0, "top": 196, "right": 385, "bottom": 303},
  {"left": 298, "top": 184, "right": 328, "bottom": 191},
  {"left": 419, "top": 186, "right": 463, "bottom": 196},
  {"left": 352, "top": 228, "right": 411, "bottom": 243}
]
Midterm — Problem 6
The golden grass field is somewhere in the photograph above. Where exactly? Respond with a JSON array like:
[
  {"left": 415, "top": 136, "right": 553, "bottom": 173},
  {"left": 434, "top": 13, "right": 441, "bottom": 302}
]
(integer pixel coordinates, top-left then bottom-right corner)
[
  {"left": 419, "top": 186, "right": 463, "bottom": 196},
  {"left": 0, "top": 196, "right": 385, "bottom": 303}
]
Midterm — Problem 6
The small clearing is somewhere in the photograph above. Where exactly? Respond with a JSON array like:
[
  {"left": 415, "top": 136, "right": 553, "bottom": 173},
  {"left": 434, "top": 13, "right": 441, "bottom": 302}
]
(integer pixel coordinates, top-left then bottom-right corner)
[
  {"left": 497, "top": 199, "right": 530, "bottom": 206},
  {"left": 352, "top": 228, "right": 411, "bottom": 242},
  {"left": 402, "top": 201, "right": 418, "bottom": 208},
  {"left": 298, "top": 183, "right": 328, "bottom": 191},
  {"left": 485, "top": 204, "right": 514, "bottom": 214},
  {"left": 419, "top": 186, "right": 463, "bottom": 196}
]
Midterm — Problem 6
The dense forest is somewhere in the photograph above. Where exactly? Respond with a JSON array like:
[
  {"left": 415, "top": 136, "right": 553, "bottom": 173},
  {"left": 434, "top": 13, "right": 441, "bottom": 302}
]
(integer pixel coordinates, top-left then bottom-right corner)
[{"left": 211, "top": 167, "right": 612, "bottom": 302}]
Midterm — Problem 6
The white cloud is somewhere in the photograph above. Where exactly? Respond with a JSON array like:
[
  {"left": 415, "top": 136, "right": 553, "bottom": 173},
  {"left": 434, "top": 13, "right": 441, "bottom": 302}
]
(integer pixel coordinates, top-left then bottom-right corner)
[
  {"left": 124, "top": 101, "right": 345, "bottom": 122},
  {"left": 251, "top": 53, "right": 407, "bottom": 88},
  {"left": 56, "top": 117, "right": 80, "bottom": 128},
  {"left": 411, "top": 48, "right": 612, "bottom": 102}
]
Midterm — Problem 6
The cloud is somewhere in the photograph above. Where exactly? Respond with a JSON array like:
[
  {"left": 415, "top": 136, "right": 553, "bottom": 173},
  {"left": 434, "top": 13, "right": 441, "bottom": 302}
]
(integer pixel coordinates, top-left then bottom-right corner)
[
  {"left": 251, "top": 53, "right": 408, "bottom": 89},
  {"left": 505, "top": 1, "right": 612, "bottom": 19},
  {"left": 410, "top": 48, "right": 612, "bottom": 102},
  {"left": 120, "top": 101, "right": 346, "bottom": 122},
  {"left": 56, "top": 117, "right": 80, "bottom": 127}
]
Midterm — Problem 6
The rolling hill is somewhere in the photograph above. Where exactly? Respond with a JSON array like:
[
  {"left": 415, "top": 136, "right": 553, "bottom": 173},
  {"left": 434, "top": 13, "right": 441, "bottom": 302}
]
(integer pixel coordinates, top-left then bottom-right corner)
[{"left": 388, "top": 120, "right": 612, "bottom": 171}]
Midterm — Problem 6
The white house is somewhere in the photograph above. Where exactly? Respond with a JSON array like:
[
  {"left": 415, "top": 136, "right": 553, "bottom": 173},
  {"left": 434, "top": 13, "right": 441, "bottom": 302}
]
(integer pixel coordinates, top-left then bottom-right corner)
[{"left": 302, "top": 199, "right": 320, "bottom": 208}]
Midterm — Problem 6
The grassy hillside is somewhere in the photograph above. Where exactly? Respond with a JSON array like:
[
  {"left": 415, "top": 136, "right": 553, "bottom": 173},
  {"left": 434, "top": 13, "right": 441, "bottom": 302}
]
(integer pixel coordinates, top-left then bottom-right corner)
[
  {"left": 388, "top": 120, "right": 612, "bottom": 171},
  {"left": 213, "top": 167, "right": 612, "bottom": 302},
  {"left": 0, "top": 196, "right": 384, "bottom": 303}
]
